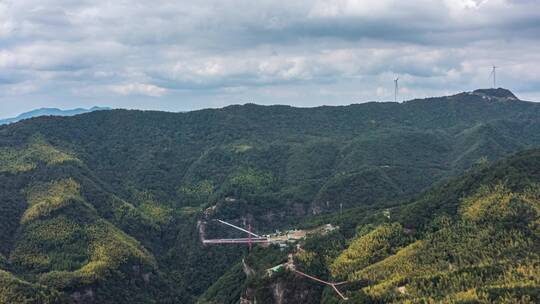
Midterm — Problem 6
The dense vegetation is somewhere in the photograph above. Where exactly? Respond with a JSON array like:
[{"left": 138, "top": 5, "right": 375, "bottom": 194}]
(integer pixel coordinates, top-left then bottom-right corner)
[
  {"left": 326, "top": 149, "right": 540, "bottom": 303},
  {"left": 211, "top": 148, "right": 540, "bottom": 304},
  {"left": 1, "top": 88, "right": 540, "bottom": 303}
]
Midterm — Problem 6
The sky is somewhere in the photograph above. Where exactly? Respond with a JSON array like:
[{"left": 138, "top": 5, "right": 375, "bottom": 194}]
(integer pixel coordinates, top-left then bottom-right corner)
[{"left": 1, "top": 0, "right": 540, "bottom": 118}]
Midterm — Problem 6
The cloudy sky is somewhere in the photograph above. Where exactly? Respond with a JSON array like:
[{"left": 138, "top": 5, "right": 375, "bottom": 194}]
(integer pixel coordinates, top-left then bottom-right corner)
[{"left": 1, "top": 0, "right": 540, "bottom": 117}]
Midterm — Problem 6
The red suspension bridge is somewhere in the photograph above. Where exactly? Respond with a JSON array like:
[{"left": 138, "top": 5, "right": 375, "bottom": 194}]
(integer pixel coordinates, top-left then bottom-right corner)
[
  {"left": 199, "top": 219, "right": 270, "bottom": 250},
  {"left": 199, "top": 219, "right": 351, "bottom": 300}
]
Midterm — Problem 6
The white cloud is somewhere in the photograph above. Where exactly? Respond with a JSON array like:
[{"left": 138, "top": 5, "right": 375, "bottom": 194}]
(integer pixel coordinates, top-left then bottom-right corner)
[
  {"left": 110, "top": 83, "right": 168, "bottom": 97},
  {"left": 2, "top": 82, "right": 38, "bottom": 96},
  {"left": 0, "top": 0, "right": 539, "bottom": 116},
  {"left": 309, "top": 0, "right": 395, "bottom": 18}
]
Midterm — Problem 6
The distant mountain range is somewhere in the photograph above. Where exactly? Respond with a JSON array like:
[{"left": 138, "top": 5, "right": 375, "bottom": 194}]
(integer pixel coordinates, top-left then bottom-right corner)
[{"left": 0, "top": 106, "right": 111, "bottom": 125}]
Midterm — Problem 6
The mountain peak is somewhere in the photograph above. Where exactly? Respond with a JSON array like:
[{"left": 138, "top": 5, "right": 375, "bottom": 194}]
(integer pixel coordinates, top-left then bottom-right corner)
[{"left": 471, "top": 88, "right": 519, "bottom": 101}]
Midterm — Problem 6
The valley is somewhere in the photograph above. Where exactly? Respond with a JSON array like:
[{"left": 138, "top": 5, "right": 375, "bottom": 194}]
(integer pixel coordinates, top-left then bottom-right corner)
[{"left": 0, "top": 88, "right": 539, "bottom": 303}]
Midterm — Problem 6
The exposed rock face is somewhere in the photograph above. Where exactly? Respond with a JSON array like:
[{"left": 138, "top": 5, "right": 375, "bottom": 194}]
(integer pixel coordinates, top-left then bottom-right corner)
[
  {"left": 241, "top": 275, "right": 322, "bottom": 304},
  {"left": 71, "top": 288, "right": 94, "bottom": 304},
  {"left": 398, "top": 286, "right": 407, "bottom": 294},
  {"left": 242, "top": 259, "right": 256, "bottom": 277},
  {"left": 471, "top": 88, "right": 519, "bottom": 101},
  {"left": 240, "top": 294, "right": 254, "bottom": 304},
  {"left": 271, "top": 282, "right": 286, "bottom": 304},
  {"left": 240, "top": 287, "right": 256, "bottom": 304},
  {"left": 143, "top": 273, "right": 152, "bottom": 284},
  {"left": 292, "top": 203, "right": 306, "bottom": 217}
]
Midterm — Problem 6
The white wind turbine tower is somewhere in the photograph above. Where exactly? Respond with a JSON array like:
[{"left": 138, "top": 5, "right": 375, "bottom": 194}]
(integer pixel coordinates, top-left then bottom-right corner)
[
  {"left": 490, "top": 66, "right": 497, "bottom": 88},
  {"left": 394, "top": 76, "right": 399, "bottom": 102}
]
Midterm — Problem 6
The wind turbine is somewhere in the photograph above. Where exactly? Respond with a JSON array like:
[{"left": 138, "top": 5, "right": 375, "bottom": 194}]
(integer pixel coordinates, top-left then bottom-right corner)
[
  {"left": 394, "top": 76, "right": 399, "bottom": 102},
  {"left": 490, "top": 66, "right": 497, "bottom": 88}
]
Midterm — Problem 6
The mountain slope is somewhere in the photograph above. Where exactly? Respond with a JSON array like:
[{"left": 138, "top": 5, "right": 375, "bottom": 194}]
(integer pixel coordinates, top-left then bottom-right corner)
[
  {"left": 1, "top": 88, "right": 540, "bottom": 303},
  {"left": 331, "top": 149, "right": 540, "bottom": 303},
  {"left": 220, "top": 149, "right": 540, "bottom": 304}
]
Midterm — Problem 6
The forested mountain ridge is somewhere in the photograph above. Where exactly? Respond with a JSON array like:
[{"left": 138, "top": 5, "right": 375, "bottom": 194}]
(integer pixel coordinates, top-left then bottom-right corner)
[
  {"left": 1, "top": 88, "right": 540, "bottom": 303},
  {"left": 228, "top": 148, "right": 540, "bottom": 303}
]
